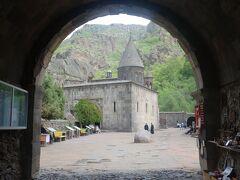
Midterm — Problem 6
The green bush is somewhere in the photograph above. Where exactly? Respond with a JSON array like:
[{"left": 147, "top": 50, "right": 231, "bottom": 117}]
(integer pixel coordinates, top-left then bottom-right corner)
[
  {"left": 42, "top": 74, "right": 65, "bottom": 119},
  {"left": 152, "top": 57, "right": 196, "bottom": 112},
  {"left": 74, "top": 99, "right": 102, "bottom": 127}
]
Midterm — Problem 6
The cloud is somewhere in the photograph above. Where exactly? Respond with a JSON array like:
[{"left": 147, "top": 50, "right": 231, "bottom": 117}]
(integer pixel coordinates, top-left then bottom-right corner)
[
  {"left": 66, "top": 14, "right": 150, "bottom": 39},
  {"left": 87, "top": 14, "right": 150, "bottom": 25}
]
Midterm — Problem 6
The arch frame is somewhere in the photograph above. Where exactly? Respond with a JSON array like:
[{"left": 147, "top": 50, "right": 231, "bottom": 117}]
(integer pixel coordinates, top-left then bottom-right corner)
[{"left": 22, "top": 1, "right": 221, "bottom": 178}]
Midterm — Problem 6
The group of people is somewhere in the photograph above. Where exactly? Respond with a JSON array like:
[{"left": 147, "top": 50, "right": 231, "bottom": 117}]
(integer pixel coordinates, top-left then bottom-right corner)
[
  {"left": 144, "top": 123, "right": 154, "bottom": 134},
  {"left": 176, "top": 120, "right": 196, "bottom": 135},
  {"left": 176, "top": 121, "right": 187, "bottom": 129}
]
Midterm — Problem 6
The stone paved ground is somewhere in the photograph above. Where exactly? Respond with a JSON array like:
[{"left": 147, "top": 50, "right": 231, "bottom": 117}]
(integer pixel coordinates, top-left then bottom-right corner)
[
  {"left": 38, "top": 169, "right": 202, "bottom": 179},
  {"left": 39, "top": 128, "right": 201, "bottom": 179}
]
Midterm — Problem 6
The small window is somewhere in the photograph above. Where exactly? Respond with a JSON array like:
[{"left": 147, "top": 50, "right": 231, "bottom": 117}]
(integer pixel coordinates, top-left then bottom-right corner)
[
  {"left": 114, "top": 101, "right": 116, "bottom": 112},
  {"left": 152, "top": 105, "right": 154, "bottom": 115},
  {"left": 137, "top": 102, "right": 139, "bottom": 112},
  {"left": 146, "top": 103, "right": 148, "bottom": 113},
  {"left": 0, "top": 80, "right": 28, "bottom": 129}
]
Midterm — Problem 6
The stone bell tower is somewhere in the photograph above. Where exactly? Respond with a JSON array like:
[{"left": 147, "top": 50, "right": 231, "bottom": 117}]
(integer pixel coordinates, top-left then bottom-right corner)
[{"left": 118, "top": 37, "right": 144, "bottom": 85}]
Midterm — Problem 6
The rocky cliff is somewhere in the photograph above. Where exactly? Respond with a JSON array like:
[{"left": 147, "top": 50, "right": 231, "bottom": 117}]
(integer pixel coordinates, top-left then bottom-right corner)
[{"left": 47, "top": 22, "right": 184, "bottom": 85}]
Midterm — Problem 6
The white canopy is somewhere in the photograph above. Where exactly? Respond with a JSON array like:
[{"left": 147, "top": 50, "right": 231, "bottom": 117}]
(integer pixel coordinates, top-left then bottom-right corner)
[
  {"left": 73, "top": 126, "right": 81, "bottom": 130},
  {"left": 66, "top": 126, "right": 75, "bottom": 131},
  {"left": 47, "top": 127, "right": 56, "bottom": 132}
]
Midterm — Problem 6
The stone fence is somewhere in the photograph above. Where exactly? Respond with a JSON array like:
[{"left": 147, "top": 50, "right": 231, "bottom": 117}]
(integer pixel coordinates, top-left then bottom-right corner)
[
  {"left": 159, "top": 112, "right": 195, "bottom": 128},
  {"left": 41, "top": 119, "right": 74, "bottom": 130},
  {"left": 41, "top": 113, "right": 77, "bottom": 130}
]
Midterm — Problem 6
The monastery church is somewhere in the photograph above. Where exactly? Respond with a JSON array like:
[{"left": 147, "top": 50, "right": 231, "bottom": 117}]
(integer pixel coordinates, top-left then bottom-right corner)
[{"left": 64, "top": 37, "right": 159, "bottom": 132}]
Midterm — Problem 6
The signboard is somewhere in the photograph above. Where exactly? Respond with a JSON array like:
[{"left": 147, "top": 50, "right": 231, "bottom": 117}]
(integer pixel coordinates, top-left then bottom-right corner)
[
  {"left": 0, "top": 80, "right": 28, "bottom": 129},
  {"left": 195, "top": 105, "right": 199, "bottom": 128},
  {"left": 195, "top": 103, "right": 204, "bottom": 129}
]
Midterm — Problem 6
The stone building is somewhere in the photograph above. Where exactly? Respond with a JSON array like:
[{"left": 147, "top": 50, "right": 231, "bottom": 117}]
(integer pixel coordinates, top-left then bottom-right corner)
[{"left": 64, "top": 38, "right": 159, "bottom": 132}]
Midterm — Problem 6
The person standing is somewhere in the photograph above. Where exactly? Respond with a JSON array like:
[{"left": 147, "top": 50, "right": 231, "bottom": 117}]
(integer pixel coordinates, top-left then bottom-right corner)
[
  {"left": 192, "top": 120, "right": 196, "bottom": 133},
  {"left": 144, "top": 123, "right": 149, "bottom": 131},
  {"left": 176, "top": 121, "right": 180, "bottom": 128},
  {"left": 150, "top": 123, "right": 154, "bottom": 134}
]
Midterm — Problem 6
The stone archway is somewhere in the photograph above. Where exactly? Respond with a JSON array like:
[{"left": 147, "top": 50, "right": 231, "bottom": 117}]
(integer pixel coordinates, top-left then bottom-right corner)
[
  {"left": 3, "top": 1, "right": 240, "bottom": 179},
  {"left": 31, "top": 3, "right": 218, "bottom": 178}
]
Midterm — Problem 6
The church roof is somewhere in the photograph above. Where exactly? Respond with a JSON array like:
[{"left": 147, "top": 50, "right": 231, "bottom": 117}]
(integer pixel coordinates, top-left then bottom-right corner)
[{"left": 118, "top": 37, "right": 144, "bottom": 68}]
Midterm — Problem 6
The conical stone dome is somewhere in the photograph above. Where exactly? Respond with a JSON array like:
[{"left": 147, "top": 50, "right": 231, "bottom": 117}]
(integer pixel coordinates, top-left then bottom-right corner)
[
  {"left": 118, "top": 37, "right": 144, "bottom": 68},
  {"left": 118, "top": 37, "right": 144, "bottom": 85}
]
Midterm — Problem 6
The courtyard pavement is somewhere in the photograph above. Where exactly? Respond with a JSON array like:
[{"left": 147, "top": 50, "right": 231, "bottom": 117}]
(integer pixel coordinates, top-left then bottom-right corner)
[{"left": 39, "top": 128, "right": 201, "bottom": 179}]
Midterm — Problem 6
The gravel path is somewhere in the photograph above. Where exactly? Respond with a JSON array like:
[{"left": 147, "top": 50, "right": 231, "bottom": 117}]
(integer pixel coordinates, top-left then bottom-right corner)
[{"left": 38, "top": 169, "right": 202, "bottom": 180}]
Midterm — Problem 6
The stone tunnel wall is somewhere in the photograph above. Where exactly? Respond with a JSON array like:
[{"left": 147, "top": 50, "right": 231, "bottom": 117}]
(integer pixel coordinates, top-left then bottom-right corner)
[
  {"left": 217, "top": 83, "right": 240, "bottom": 177},
  {"left": 0, "top": 131, "right": 21, "bottom": 179}
]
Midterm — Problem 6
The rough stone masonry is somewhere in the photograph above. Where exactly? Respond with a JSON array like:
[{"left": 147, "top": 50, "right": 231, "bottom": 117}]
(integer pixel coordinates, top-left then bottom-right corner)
[{"left": 64, "top": 37, "right": 159, "bottom": 132}]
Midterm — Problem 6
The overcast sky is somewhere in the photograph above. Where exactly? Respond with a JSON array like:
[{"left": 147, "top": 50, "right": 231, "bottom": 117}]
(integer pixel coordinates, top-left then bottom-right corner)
[
  {"left": 66, "top": 14, "right": 150, "bottom": 38},
  {"left": 87, "top": 14, "right": 150, "bottom": 25}
]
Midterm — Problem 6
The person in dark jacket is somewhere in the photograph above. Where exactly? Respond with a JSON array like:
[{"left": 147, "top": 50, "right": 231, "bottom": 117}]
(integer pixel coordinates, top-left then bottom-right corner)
[
  {"left": 150, "top": 123, "right": 154, "bottom": 134},
  {"left": 41, "top": 125, "right": 53, "bottom": 143},
  {"left": 41, "top": 125, "right": 47, "bottom": 134},
  {"left": 144, "top": 123, "right": 149, "bottom": 131}
]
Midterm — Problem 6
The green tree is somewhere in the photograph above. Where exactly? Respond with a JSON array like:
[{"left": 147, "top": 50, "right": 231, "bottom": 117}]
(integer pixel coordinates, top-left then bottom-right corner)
[
  {"left": 42, "top": 74, "right": 65, "bottom": 119},
  {"left": 74, "top": 99, "right": 102, "bottom": 127},
  {"left": 152, "top": 57, "right": 196, "bottom": 112}
]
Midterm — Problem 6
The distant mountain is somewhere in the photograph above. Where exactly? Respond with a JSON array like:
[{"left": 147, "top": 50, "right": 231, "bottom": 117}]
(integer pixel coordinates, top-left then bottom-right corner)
[{"left": 47, "top": 22, "right": 184, "bottom": 85}]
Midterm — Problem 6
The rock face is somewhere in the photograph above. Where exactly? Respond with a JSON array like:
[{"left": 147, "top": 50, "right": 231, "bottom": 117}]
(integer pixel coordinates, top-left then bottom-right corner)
[
  {"left": 47, "top": 22, "right": 184, "bottom": 85},
  {"left": 134, "top": 130, "right": 152, "bottom": 143}
]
